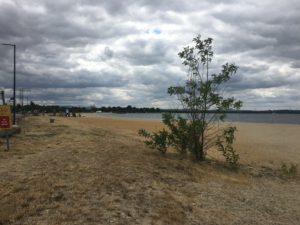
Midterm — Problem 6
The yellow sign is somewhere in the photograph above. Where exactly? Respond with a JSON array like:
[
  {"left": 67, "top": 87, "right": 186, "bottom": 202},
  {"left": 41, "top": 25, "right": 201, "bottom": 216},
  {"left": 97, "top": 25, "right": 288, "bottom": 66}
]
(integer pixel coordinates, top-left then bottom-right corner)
[{"left": 0, "top": 105, "right": 12, "bottom": 129}]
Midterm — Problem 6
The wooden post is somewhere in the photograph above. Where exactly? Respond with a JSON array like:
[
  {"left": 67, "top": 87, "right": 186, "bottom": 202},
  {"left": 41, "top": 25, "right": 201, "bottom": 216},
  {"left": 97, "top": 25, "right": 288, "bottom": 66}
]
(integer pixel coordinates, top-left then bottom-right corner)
[{"left": 5, "top": 134, "right": 9, "bottom": 151}]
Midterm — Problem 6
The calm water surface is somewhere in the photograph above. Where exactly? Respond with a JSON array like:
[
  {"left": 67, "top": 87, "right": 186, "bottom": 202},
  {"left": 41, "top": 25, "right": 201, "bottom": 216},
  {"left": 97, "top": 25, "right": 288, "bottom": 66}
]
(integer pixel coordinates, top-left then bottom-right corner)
[{"left": 96, "top": 112, "right": 300, "bottom": 125}]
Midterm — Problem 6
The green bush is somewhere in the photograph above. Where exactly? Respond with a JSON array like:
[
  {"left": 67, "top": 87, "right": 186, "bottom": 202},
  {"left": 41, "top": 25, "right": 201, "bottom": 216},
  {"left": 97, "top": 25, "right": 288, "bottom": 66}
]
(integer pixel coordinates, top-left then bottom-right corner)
[
  {"left": 138, "top": 129, "right": 170, "bottom": 154},
  {"left": 216, "top": 127, "right": 239, "bottom": 168},
  {"left": 162, "top": 113, "right": 191, "bottom": 154}
]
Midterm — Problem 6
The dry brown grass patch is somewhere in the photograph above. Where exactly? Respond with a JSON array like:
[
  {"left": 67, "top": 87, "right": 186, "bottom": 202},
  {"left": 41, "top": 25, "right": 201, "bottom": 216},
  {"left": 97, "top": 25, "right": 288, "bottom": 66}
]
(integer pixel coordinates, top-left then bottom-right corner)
[{"left": 0, "top": 116, "right": 299, "bottom": 225}]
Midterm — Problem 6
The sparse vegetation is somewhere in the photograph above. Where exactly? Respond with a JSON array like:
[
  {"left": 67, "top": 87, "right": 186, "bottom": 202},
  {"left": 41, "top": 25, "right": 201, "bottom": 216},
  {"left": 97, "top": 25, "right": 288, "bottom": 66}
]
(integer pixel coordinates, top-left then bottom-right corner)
[
  {"left": 216, "top": 126, "right": 239, "bottom": 169},
  {"left": 138, "top": 128, "right": 169, "bottom": 154},
  {"left": 279, "top": 162, "right": 298, "bottom": 179},
  {"left": 1, "top": 116, "right": 300, "bottom": 225},
  {"left": 139, "top": 34, "right": 242, "bottom": 164},
  {"left": 138, "top": 113, "right": 191, "bottom": 155}
]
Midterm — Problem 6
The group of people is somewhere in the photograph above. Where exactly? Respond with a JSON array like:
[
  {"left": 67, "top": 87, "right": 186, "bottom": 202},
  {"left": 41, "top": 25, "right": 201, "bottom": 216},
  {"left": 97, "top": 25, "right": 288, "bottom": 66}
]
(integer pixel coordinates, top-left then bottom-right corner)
[{"left": 64, "top": 109, "right": 81, "bottom": 117}]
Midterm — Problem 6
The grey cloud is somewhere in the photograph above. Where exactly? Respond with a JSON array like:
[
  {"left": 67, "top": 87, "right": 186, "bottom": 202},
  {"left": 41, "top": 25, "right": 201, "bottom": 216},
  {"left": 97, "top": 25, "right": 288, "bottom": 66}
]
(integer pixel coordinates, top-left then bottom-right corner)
[
  {"left": 226, "top": 66, "right": 300, "bottom": 92},
  {"left": 120, "top": 38, "right": 175, "bottom": 66},
  {"left": 86, "top": 0, "right": 191, "bottom": 15},
  {"left": 0, "top": 1, "right": 136, "bottom": 50},
  {"left": 29, "top": 88, "right": 100, "bottom": 106},
  {"left": 291, "top": 61, "right": 300, "bottom": 69},
  {"left": 211, "top": 2, "right": 300, "bottom": 63},
  {"left": 104, "top": 47, "right": 113, "bottom": 58},
  {"left": 99, "top": 46, "right": 114, "bottom": 61},
  {"left": 233, "top": 87, "right": 300, "bottom": 110},
  {"left": 1, "top": 0, "right": 300, "bottom": 109},
  {"left": 17, "top": 69, "right": 128, "bottom": 89}
]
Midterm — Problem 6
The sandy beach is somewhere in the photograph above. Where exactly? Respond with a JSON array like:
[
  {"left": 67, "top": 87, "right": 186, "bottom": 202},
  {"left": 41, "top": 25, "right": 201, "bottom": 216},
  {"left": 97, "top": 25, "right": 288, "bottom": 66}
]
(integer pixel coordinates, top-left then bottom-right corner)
[{"left": 0, "top": 115, "right": 299, "bottom": 224}]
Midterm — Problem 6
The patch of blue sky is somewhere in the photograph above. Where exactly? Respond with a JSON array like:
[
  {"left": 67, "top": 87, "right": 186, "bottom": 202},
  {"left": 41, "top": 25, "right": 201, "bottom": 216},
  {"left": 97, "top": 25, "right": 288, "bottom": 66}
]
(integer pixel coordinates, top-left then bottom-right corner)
[
  {"left": 153, "top": 28, "right": 162, "bottom": 34},
  {"left": 145, "top": 28, "right": 162, "bottom": 34}
]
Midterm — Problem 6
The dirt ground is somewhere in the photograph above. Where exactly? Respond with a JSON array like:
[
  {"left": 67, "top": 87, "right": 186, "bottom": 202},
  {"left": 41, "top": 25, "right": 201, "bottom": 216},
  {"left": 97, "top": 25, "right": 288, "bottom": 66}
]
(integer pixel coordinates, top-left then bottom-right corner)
[{"left": 0, "top": 115, "right": 299, "bottom": 225}]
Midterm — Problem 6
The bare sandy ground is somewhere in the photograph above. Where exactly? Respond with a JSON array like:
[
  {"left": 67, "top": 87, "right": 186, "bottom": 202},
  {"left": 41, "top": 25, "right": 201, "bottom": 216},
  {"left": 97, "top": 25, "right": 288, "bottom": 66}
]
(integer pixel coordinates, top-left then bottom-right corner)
[
  {"left": 80, "top": 114, "right": 300, "bottom": 167},
  {"left": 0, "top": 115, "right": 299, "bottom": 225}
]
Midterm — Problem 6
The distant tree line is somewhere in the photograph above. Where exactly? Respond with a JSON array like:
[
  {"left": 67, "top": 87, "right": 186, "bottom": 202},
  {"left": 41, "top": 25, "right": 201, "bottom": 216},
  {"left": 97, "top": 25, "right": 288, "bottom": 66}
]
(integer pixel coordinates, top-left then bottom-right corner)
[
  {"left": 13, "top": 102, "right": 300, "bottom": 114},
  {"left": 15, "top": 102, "right": 162, "bottom": 114},
  {"left": 17, "top": 102, "right": 91, "bottom": 114},
  {"left": 98, "top": 105, "right": 160, "bottom": 113}
]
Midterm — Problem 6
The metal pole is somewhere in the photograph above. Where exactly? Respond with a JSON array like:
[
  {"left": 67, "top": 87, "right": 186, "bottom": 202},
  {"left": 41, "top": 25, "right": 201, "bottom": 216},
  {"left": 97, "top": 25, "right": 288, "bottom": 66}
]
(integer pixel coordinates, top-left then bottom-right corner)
[
  {"left": 0, "top": 90, "right": 5, "bottom": 104},
  {"left": 13, "top": 44, "right": 16, "bottom": 125},
  {"left": 0, "top": 43, "right": 16, "bottom": 125},
  {"left": 22, "top": 88, "right": 24, "bottom": 108}
]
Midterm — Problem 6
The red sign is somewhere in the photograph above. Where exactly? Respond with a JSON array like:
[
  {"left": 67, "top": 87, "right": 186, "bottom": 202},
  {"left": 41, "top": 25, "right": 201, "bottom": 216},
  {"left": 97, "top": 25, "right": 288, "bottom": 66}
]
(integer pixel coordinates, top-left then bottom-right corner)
[
  {"left": 0, "top": 116, "right": 10, "bottom": 129},
  {"left": 0, "top": 105, "right": 11, "bottom": 129}
]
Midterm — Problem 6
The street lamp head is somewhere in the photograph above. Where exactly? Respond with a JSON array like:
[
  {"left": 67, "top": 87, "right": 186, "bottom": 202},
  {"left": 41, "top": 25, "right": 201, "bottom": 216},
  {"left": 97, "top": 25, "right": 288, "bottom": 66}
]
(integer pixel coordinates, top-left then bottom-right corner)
[{"left": 1, "top": 43, "right": 15, "bottom": 47}]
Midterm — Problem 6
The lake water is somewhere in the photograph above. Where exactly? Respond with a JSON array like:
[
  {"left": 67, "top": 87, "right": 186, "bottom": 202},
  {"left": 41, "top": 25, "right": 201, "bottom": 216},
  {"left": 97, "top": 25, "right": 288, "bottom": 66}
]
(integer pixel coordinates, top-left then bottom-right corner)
[{"left": 95, "top": 112, "right": 300, "bottom": 125}]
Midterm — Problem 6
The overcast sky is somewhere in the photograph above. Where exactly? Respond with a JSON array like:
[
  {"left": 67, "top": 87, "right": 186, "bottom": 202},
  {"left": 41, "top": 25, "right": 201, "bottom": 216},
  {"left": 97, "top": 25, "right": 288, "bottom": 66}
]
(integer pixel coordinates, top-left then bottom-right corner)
[{"left": 0, "top": 0, "right": 300, "bottom": 109}]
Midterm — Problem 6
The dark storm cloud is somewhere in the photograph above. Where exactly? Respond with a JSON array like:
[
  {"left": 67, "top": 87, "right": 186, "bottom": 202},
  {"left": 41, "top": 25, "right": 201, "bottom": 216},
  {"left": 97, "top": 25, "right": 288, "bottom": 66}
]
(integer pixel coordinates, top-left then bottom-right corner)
[
  {"left": 291, "top": 61, "right": 300, "bottom": 69},
  {"left": 0, "top": 67, "right": 127, "bottom": 90},
  {"left": 17, "top": 69, "right": 127, "bottom": 89},
  {"left": 0, "top": 0, "right": 299, "bottom": 109},
  {"left": 0, "top": 2, "right": 135, "bottom": 49},
  {"left": 224, "top": 64, "right": 299, "bottom": 91},
  {"left": 86, "top": 0, "right": 194, "bottom": 15},
  {"left": 227, "top": 74, "right": 297, "bottom": 92},
  {"left": 211, "top": 1, "right": 300, "bottom": 63},
  {"left": 120, "top": 38, "right": 175, "bottom": 66}
]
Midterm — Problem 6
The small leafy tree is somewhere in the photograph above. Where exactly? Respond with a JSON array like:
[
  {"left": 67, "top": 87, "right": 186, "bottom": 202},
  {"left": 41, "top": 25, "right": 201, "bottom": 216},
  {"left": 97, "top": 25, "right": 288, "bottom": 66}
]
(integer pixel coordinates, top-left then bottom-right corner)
[
  {"left": 139, "top": 35, "right": 242, "bottom": 163},
  {"left": 216, "top": 127, "right": 239, "bottom": 168}
]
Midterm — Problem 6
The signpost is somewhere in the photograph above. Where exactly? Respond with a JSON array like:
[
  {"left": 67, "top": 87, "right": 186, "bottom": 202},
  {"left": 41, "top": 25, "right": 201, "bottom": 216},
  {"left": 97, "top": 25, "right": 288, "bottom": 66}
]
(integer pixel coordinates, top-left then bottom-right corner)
[
  {"left": 0, "top": 105, "right": 12, "bottom": 150},
  {"left": 0, "top": 43, "right": 16, "bottom": 125}
]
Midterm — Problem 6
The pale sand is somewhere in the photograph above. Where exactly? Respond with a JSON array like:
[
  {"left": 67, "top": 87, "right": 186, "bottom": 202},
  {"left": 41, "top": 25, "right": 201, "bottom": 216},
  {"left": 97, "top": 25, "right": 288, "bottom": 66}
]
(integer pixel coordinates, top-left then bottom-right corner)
[
  {"left": 74, "top": 114, "right": 300, "bottom": 167},
  {"left": 0, "top": 115, "right": 299, "bottom": 224},
  {"left": 233, "top": 122, "right": 300, "bottom": 166}
]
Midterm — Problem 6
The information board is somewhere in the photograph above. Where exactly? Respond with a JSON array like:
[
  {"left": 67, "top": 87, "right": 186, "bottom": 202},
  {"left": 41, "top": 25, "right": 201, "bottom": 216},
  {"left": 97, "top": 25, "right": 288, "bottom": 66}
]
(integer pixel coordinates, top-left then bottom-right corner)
[{"left": 0, "top": 105, "right": 12, "bottom": 129}]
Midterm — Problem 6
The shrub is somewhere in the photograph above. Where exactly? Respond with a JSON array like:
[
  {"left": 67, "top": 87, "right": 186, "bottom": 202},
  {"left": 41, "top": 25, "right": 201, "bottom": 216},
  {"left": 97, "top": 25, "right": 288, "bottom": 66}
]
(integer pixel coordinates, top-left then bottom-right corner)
[
  {"left": 279, "top": 163, "right": 298, "bottom": 179},
  {"left": 138, "top": 129, "right": 170, "bottom": 154},
  {"left": 216, "top": 127, "right": 239, "bottom": 168}
]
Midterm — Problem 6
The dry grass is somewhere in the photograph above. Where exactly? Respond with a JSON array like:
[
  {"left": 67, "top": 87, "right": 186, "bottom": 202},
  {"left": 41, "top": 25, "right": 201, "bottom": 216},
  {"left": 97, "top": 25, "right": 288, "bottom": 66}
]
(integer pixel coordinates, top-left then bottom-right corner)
[{"left": 0, "top": 115, "right": 299, "bottom": 225}]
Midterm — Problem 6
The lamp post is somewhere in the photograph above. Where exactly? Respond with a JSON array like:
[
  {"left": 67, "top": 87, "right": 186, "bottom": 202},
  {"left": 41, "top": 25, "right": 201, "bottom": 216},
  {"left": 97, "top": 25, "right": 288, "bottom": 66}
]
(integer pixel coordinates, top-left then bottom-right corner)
[{"left": 1, "top": 43, "right": 16, "bottom": 125}]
